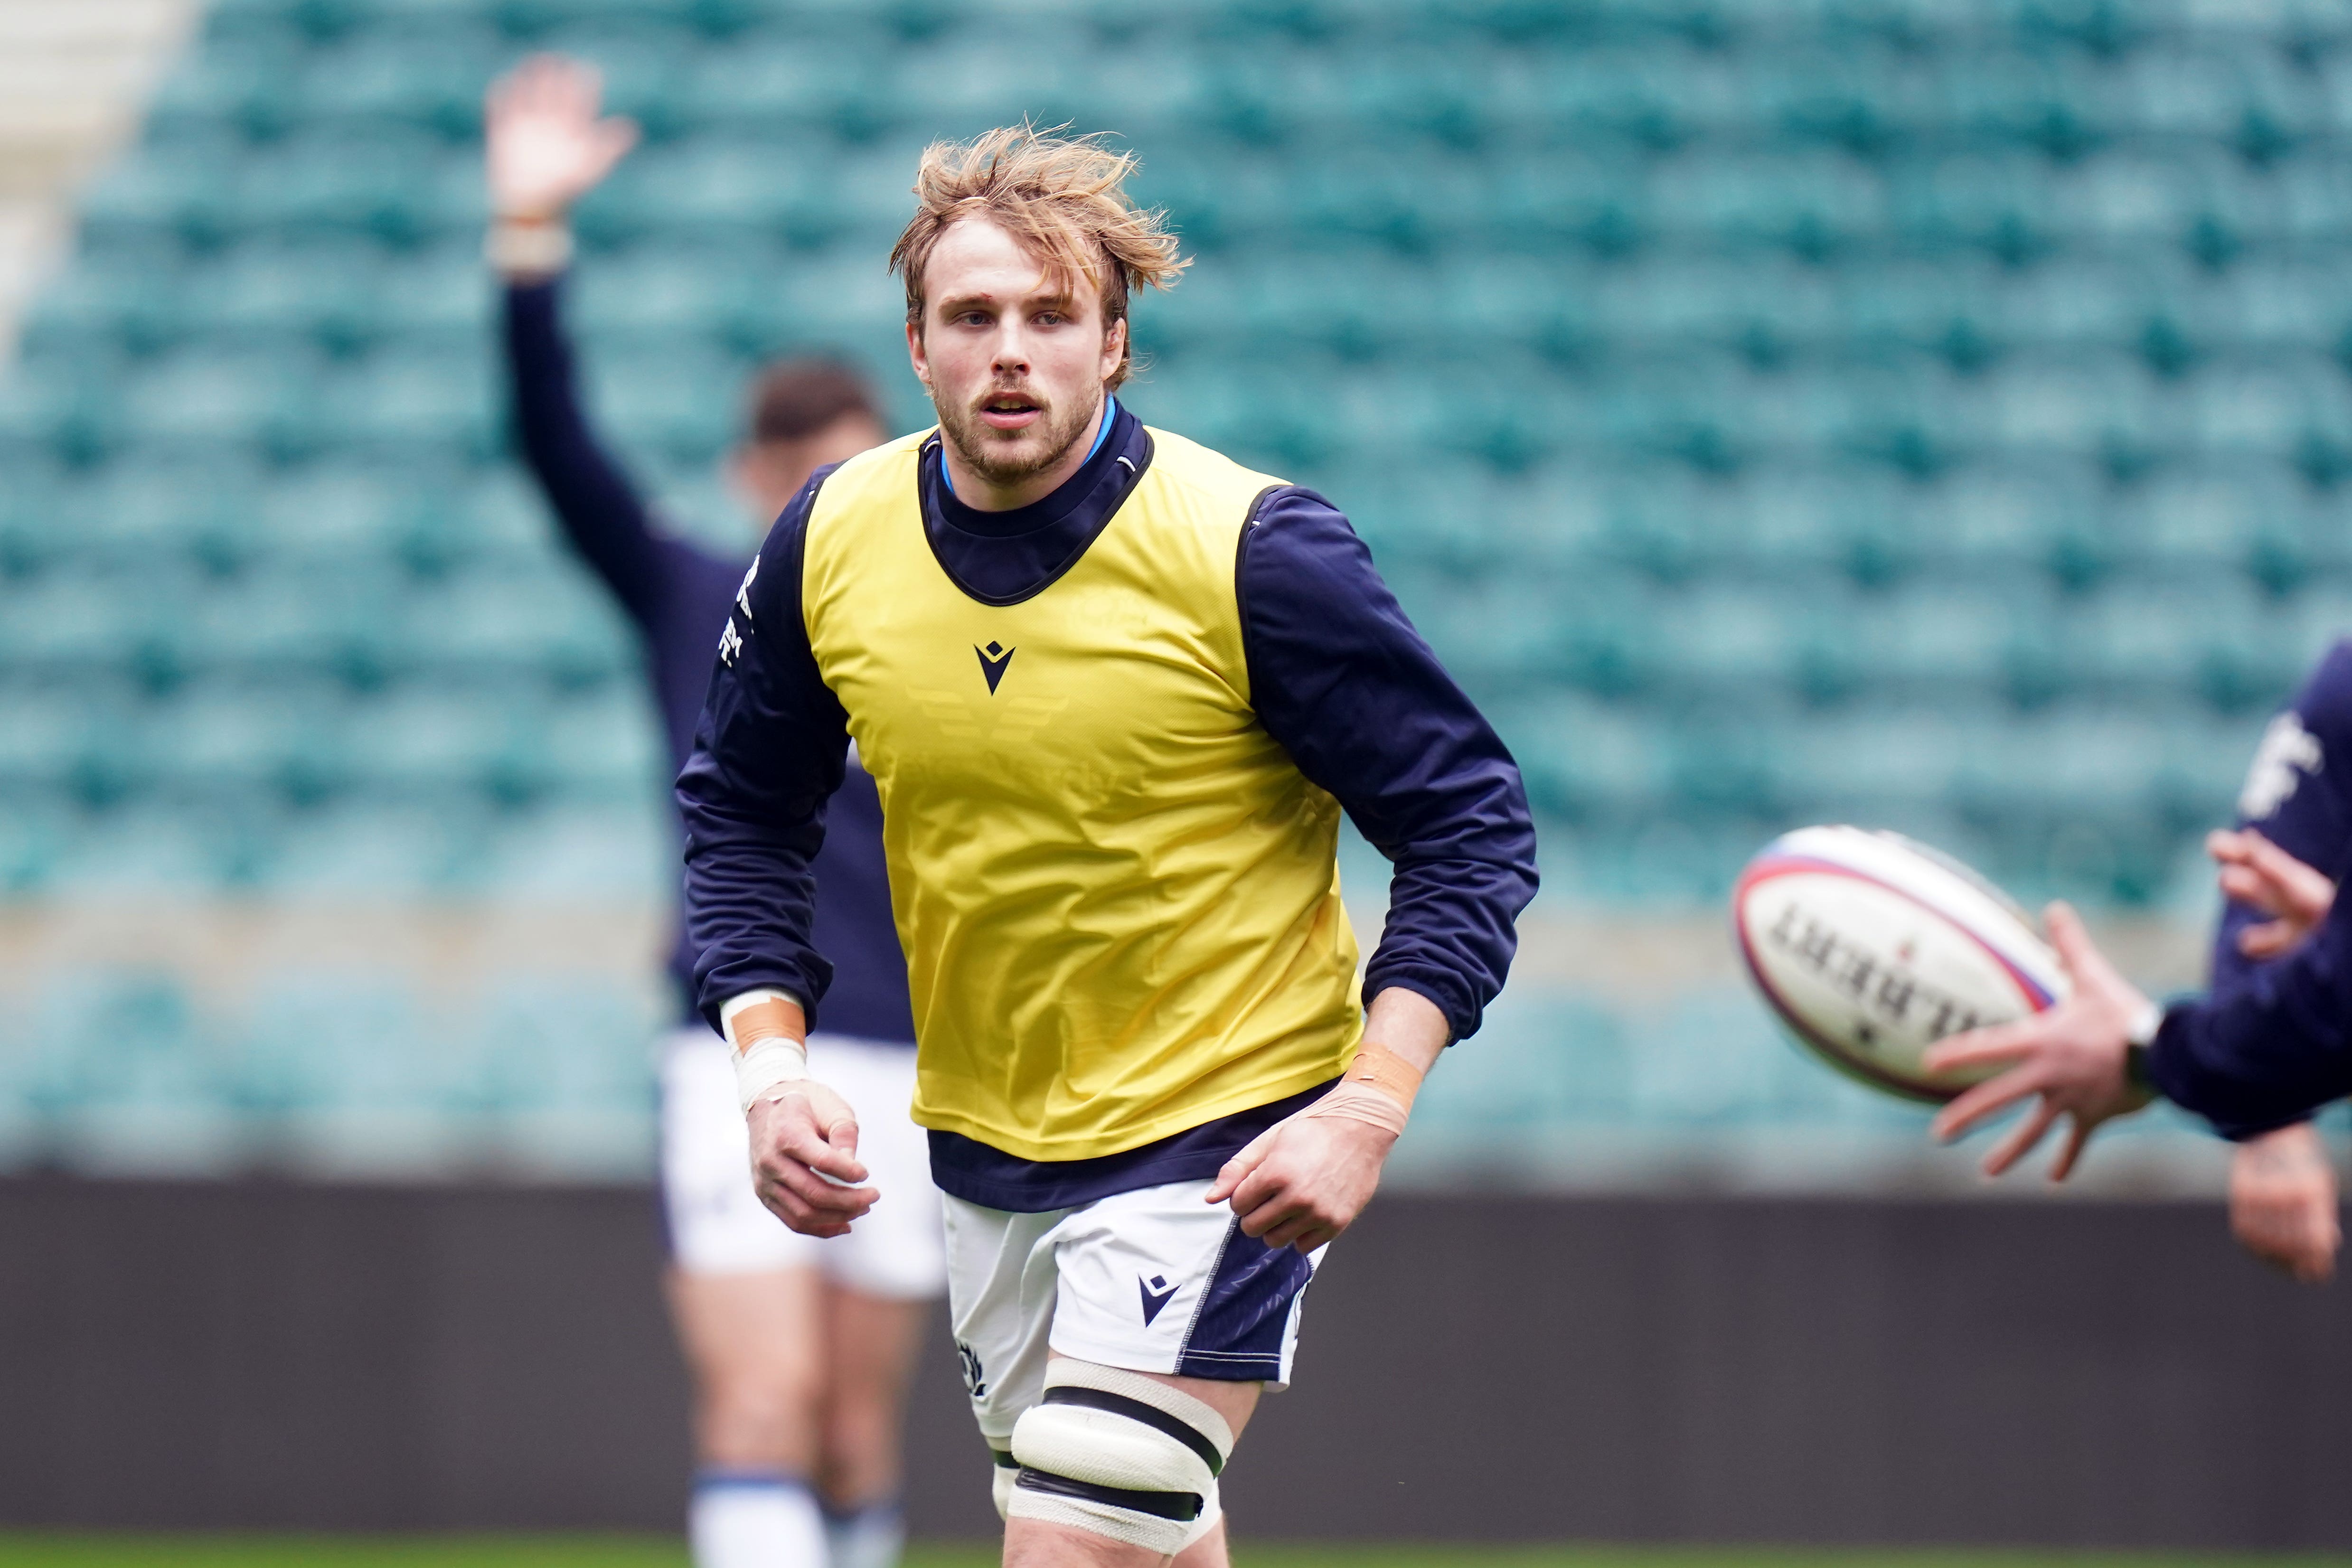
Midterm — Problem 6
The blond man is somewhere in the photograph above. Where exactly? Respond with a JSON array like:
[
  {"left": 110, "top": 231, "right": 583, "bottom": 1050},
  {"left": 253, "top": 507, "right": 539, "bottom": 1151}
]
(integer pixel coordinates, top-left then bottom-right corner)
[{"left": 678, "top": 127, "right": 1538, "bottom": 1567}]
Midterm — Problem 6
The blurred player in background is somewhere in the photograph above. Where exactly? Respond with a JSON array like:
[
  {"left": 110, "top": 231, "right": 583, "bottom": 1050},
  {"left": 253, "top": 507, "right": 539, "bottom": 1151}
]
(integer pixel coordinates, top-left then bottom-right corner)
[
  {"left": 1922, "top": 641, "right": 2352, "bottom": 1235},
  {"left": 485, "top": 56, "right": 941, "bottom": 1568},
  {"left": 679, "top": 125, "right": 1539, "bottom": 1568},
  {"left": 2203, "top": 647, "right": 2352, "bottom": 1283}
]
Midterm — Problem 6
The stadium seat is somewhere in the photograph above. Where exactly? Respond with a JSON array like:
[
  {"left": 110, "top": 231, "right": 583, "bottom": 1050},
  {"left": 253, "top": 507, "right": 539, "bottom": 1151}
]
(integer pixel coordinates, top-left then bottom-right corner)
[
  {"left": 255, "top": 801, "right": 474, "bottom": 892},
  {"left": 23, "top": 969, "right": 249, "bottom": 1173},
  {"left": 13, "top": 0, "right": 2352, "bottom": 1177},
  {"left": 319, "top": 343, "right": 498, "bottom": 458},
  {"left": 294, "top": 24, "right": 501, "bottom": 141},
  {"left": 474, "top": 976, "right": 659, "bottom": 1174}
]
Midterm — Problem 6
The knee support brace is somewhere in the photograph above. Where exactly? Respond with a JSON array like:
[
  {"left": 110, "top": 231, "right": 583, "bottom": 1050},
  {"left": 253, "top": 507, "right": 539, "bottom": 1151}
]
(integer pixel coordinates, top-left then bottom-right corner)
[{"left": 1006, "top": 1361, "right": 1234, "bottom": 1556}]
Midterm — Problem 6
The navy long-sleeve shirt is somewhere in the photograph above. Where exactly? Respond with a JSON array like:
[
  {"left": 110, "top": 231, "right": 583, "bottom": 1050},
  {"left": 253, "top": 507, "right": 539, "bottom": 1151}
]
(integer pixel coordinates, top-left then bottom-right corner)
[
  {"left": 2152, "top": 886, "right": 2352, "bottom": 1137},
  {"left": 2154, "top": 641, "right": 2352, "bottom": 1136},
  {"left": 501, "top": 277, "right": 913, "bottom": 1044},
  {"left": 678, "top": 403, "right": 1539, "bottom": 1198}
]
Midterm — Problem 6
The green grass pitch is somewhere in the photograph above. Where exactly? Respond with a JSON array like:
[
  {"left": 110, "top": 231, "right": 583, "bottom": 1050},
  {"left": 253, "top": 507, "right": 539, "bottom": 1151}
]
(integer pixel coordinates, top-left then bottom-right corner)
[{"left": 0, "top": 1540, "right": 2347, "bottom": 1567}]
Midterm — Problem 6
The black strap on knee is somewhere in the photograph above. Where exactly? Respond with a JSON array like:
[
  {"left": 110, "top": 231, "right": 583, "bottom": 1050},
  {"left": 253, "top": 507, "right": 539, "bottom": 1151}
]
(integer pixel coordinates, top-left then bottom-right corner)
[{"left": 1013, "top": 1465, "right": 1204, "bottom": 1522}]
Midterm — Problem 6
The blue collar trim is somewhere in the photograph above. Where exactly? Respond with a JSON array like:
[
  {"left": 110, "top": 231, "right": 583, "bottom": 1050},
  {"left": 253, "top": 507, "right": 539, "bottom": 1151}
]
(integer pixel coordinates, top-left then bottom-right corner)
[
  {"left": 938, "top": 396, "right": 1118, "bottom": 501},
  {"left": 1085, "top": 394, "right": 1119, "bottom": 462}
]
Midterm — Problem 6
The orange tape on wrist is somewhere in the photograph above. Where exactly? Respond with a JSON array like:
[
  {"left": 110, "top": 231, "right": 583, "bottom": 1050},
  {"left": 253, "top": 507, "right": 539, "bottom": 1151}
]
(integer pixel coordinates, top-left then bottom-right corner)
[
  {"left": 1297, "top": 1042, "right": 1425, "bottom": 1138},
  {"left": 1342, "top": 1042, "right": 1424, "bottom": 1114},
  {"left": 730, "top": 996, "right": 805, "bottom": 1053}
]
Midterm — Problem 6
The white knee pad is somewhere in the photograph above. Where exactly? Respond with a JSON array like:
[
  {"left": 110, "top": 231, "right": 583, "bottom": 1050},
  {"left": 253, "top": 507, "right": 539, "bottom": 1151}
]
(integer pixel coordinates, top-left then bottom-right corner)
[{"left": 1006, "top": 1361, "right": 1234, "bottom": 1557}]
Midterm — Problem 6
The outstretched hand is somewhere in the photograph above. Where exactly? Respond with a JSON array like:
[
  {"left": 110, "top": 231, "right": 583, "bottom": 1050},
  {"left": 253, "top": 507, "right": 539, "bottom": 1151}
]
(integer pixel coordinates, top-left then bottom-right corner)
[
  {"left": 485, "top": 54, "right": 640, "bottom": 222},
  {"left": 2209, "top": 827, "right": 2335, "bottom": 961},
  {"left": 746, "top": 1080, "right": 876, "bottom": 1239},
  {"left": 1924, "top": 901, "right": 2156, "bottom": 1180},
  {"left": 2230, "top": 1121, "right": 2341, "bottom": 1284}
]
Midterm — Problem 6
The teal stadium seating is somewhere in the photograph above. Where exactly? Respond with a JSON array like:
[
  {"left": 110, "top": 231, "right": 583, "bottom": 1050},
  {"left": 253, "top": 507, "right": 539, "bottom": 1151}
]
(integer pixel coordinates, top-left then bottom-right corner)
[{"left": 6, "top": 0, "right": 2352, "bottom": 1172}]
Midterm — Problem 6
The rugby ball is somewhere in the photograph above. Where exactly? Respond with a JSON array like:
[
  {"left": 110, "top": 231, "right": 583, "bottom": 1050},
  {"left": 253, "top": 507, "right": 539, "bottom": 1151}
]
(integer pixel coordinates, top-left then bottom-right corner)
[{"left": 1731, "top": 826, "right": 2069, "bottom": 1104}]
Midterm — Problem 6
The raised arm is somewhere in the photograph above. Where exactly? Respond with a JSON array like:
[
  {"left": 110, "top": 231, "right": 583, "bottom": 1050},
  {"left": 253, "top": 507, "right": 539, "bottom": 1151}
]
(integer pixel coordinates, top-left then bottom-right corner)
[
  {"left": 502, "top": 283, "right": 673, "bottom": 622},
  {"left": 485, "top": 56, "right": 676, "bottom": 625},
  {"left": 1236, "top": 488, "right": 1539, "bottom": 1040}
]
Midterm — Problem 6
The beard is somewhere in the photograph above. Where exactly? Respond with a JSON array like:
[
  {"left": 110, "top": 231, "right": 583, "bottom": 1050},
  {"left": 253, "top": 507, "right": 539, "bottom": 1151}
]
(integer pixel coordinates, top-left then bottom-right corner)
[{"left": 934, "top": 379, "right": 1102, "bottom": 491}]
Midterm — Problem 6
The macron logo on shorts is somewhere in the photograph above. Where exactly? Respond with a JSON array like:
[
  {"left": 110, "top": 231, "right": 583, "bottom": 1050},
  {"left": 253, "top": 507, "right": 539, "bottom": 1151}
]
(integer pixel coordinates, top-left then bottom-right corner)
[{"left": 1138, "top": 1273, "right": 1179, "bottom": 1325}]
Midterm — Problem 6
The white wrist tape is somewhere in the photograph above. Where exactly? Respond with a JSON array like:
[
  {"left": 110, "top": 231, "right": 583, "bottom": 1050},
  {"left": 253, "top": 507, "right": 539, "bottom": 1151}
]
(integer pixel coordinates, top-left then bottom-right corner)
[
  {"left": 485, "top": 217, "right": 574, "bottom": 279},
  {"left": 721, "top": 988, "right": 809, "bottom": 1112},
  {"left": 734, "top": 1039, "right": 809, "bottom": 1112}
]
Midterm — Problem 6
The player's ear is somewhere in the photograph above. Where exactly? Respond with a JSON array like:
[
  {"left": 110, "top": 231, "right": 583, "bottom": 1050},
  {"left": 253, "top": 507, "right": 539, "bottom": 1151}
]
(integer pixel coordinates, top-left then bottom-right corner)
[
  {"left": 906, "top": 316, "right": 932, "bottom": 393},
  {"left": 1100, "top": 312, "right": 1128, "bottom": 384}
]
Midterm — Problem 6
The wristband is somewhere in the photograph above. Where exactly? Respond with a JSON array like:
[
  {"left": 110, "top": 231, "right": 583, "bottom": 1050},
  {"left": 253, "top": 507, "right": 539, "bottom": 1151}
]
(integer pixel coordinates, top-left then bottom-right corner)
[
  {"left": 486, "top": 216, "right": 573, "bottom": 279},
  {"left": 721, "top": 988, "right": 808, "bottom": 1112}
]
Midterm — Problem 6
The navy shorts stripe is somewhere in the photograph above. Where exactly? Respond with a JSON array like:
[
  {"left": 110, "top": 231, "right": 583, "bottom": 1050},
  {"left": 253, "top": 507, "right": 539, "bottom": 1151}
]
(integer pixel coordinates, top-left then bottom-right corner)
[{"left": 1175, "top": 1219, "right": 1312, "bottom": 1381}]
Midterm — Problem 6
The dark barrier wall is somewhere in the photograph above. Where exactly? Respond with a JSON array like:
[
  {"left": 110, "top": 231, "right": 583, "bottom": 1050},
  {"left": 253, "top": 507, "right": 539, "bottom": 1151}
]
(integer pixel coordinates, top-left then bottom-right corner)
[{"left": 2, "top": 1177, "right": 2347, "bottom": 1548}]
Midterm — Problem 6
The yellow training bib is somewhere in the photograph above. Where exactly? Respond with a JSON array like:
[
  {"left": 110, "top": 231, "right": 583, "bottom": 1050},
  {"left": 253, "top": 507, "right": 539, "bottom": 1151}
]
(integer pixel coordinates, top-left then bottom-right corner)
[{"left": 799, "top": 427, "right": 1362, "bottom": 1162}]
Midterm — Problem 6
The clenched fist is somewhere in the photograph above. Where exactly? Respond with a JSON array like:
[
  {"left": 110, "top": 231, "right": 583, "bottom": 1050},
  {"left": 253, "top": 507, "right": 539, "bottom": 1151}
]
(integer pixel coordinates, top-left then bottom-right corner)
[{"left": 746, "top": 1080, "right": 877, "bottom": 1239}]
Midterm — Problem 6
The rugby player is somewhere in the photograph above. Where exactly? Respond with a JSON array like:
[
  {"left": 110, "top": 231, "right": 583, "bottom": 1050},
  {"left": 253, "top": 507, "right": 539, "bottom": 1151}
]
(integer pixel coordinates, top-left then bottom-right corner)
[
  {"left": 487, "top": 56, "right": 941, "bottom": 1568},
  {"left": 1922, "top": 642, "right": 2352, "bottom": 1244},
  {"left": 678, "top": 125, "right": 1539, "bottom": 1567},
  {"left": 2203, "top": 649, "right": 2351, "bottom": 1282}
]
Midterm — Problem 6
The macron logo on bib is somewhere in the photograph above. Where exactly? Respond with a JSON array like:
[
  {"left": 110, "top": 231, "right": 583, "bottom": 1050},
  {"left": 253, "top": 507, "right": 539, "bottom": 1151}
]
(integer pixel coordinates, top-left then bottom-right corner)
[{"left": 975, "top": 640, "right": 1016, "bottom": 694}]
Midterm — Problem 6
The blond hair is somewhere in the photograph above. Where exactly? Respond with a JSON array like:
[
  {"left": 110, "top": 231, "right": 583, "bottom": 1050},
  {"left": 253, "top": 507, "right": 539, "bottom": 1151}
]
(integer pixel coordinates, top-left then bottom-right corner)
[{"left": 888, "top": 124, "right": 1187, "bottom": 391}]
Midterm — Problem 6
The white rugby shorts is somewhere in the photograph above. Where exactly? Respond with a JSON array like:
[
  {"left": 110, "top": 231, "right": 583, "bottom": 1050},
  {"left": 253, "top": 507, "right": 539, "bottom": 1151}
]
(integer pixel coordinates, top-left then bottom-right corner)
[
  {"left": 659, "top": 1025, "right": 946, "bottom": 1298},
  {"left": 945, "top": 1178, "right": 1327, "bottom": 1446}
]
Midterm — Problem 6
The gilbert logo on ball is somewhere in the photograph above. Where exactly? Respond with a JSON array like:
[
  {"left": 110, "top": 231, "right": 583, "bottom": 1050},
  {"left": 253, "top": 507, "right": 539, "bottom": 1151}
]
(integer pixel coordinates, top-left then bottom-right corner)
[{"left": 1731, "top": 826, "right": 2068, "bottom": 1103}]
